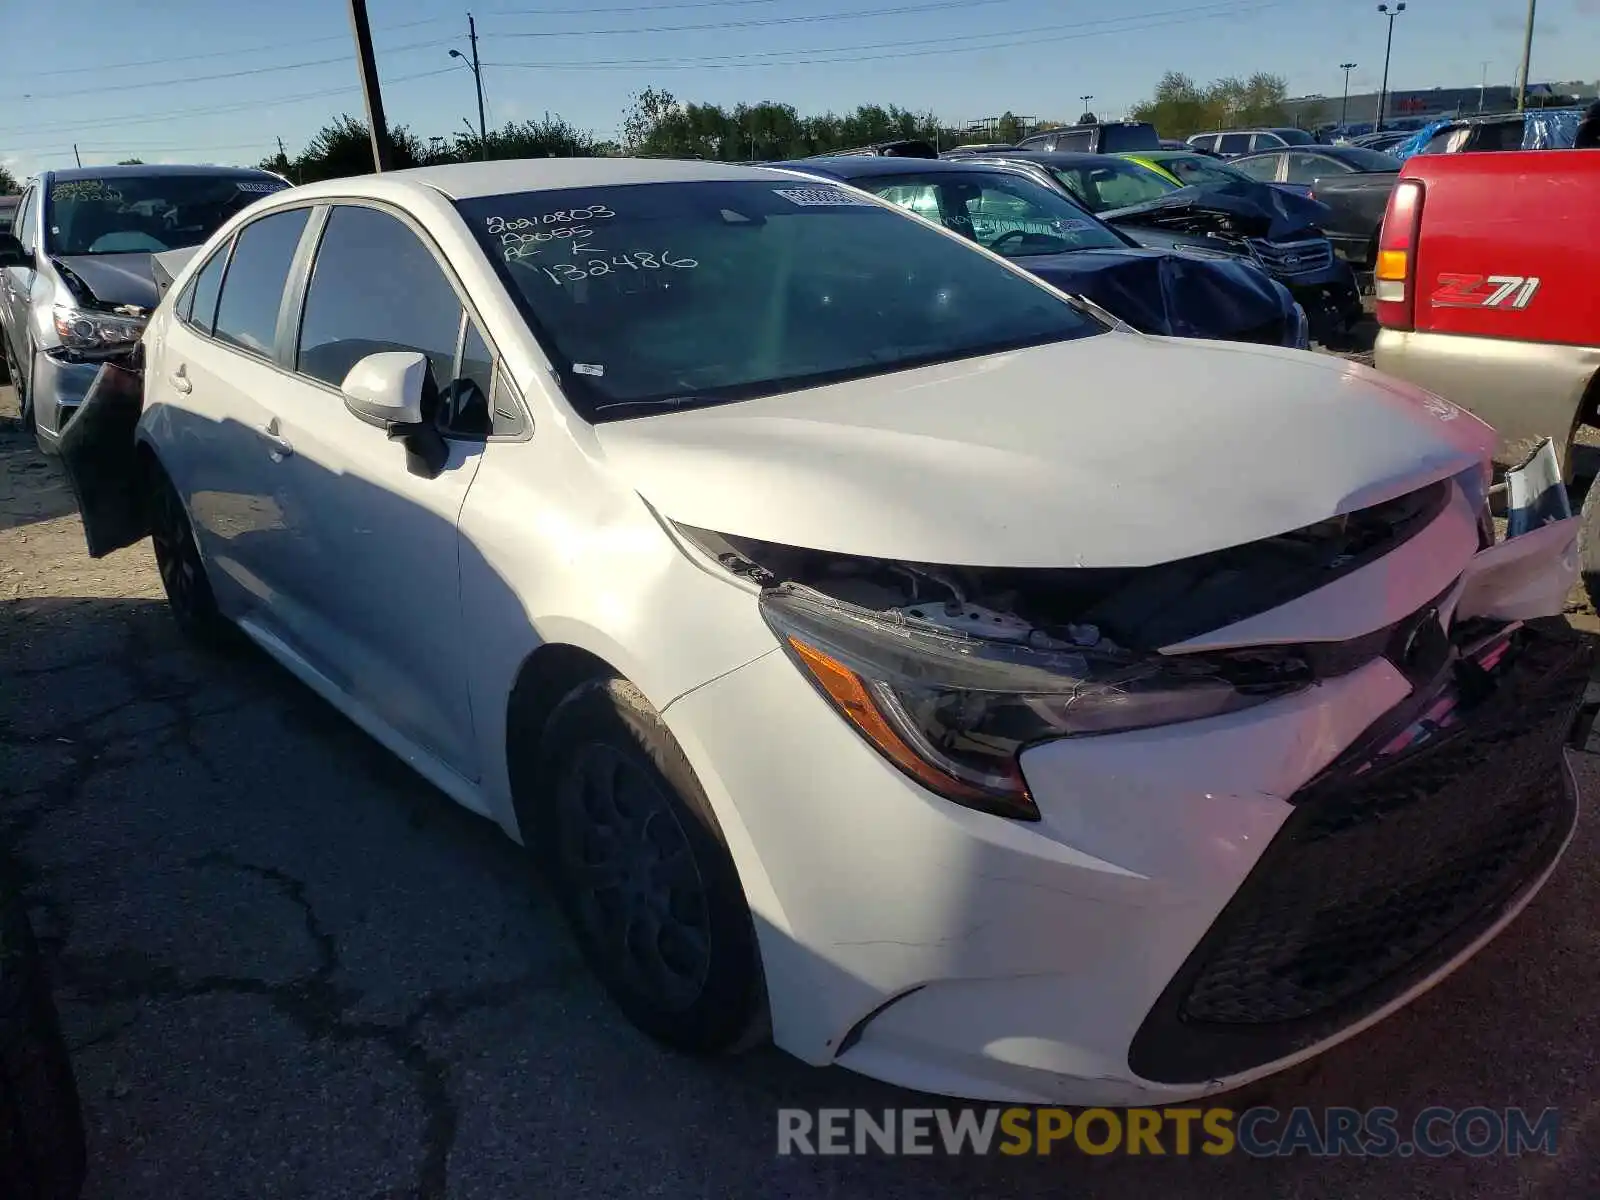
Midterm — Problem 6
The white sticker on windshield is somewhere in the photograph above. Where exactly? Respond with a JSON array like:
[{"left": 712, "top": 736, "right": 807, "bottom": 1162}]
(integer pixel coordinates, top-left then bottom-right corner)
[
  {"left": 1056, "top": 219, "right": 1095, "bottom": 232},
  {"left": 573, "top": 363, "right": 605, "bottom": 377},
  {"left": 237, "top": 180, "right": 288, "bottom": 193},
  {"left": 772, "top": 186, "right": 872, "bottom": 207}
]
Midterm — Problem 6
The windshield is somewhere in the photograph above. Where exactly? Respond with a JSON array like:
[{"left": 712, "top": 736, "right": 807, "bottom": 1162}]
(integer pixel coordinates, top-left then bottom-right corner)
[
  {"left": 1332, "top": 148, "right": 1402, "bottom": 172},
  {"left": 44, "top": 173, "right": 288, "bottom": 255},
  {"left": 856, "top": 170, "right": 1126, "bottom": 257},
  {"left": 1045, "top": 161, "right": 1176, "bottom": 213},
  {"left": 458, "top": 180, "right": 1103, "bottom": 421}
]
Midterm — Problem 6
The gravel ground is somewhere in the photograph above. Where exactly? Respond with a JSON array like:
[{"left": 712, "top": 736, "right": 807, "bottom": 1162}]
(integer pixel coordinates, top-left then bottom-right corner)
[{"left": 2, "top": 382, "right": 1598, "bottom": 1199}]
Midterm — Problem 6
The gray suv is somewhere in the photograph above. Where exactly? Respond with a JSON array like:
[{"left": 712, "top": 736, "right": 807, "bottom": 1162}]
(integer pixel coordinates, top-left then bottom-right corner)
[{"left": 0, "top": 165, "right": 287, "bottom": 452}]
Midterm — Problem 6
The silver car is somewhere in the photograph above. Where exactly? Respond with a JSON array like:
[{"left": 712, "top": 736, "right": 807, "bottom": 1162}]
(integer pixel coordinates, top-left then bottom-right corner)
[{"left": 0, "top": 165, "right": 288, "bottom": 452}]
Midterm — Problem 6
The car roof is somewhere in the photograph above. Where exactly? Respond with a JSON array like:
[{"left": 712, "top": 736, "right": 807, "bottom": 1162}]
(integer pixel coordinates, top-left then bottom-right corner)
[
  {"left": 42, "top": 164, "right": 281, "bottom": 182},
  {"left": 978, "top": 151, "right": 1138, "bottom": 169},
  {"left": 283, "top": 157, "right": 794, "bottom": 202},
  {"left": 778, "top": 155, "right": 1035, "bottom": 180}
]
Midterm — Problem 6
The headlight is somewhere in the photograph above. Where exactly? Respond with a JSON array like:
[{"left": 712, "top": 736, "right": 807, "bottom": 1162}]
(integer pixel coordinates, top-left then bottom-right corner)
[
  {"left": 52, "top": 305, "right": 145, "bottom": 352},
  {"left": 761, "top": 586, "right": 1308, "bottom": 820},
  {"left": 1287, "top": 302, "right": 1311, "bottom": 349}
]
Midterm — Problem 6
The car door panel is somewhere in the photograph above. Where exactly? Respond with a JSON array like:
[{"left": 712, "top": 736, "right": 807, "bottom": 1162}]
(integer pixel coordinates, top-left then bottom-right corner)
[
  {"left": 243, "top": 201, "right": 490, "bottom": 780},
  {"left": 260, "top": 381, "right": 484, "bottom": 775}
]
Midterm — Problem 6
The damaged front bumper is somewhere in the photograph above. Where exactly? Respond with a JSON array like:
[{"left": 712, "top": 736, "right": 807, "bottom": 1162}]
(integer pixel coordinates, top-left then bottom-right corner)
[{"left": 664, "top": 452, "right": 1590, "bottom": 1104}]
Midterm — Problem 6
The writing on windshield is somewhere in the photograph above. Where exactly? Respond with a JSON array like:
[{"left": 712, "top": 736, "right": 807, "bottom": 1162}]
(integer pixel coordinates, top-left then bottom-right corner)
[{"left": 458, "top": 179, "right": 1102, "bottom": 421}]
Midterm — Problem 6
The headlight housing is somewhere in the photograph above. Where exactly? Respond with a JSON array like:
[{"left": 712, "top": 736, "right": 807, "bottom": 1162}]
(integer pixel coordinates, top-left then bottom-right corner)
[
  {"left": 52, "top": 305, "right": 146, "bottom": 353},
  {"left": 761, "top": 586, "right": 1310, "bottom": 820}
]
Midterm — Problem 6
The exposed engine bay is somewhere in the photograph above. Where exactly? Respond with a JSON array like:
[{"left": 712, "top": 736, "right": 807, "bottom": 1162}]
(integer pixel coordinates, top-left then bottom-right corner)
[{"left": 680, "top": 478, "right": 1452, "bottom": 659}]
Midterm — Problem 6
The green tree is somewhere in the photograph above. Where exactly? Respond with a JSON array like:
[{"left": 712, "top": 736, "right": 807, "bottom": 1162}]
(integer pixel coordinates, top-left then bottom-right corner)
[
  {"left": 1129, "top": 71, "right": 1213, "bottom": 138},
  {"left": 996, "top": 111, "right": 1024, "bottom": 143},
  {"left": 117, "top": 158, "right": 145, "bottom": 165},
  {"left": 256, "top": 149, "right": 296, "bottom": 181},
  {"left": 0, "top": 164, "right": 19, "bottom": 194},
  {"left": 289, "top": 115, "right": 425, "bottom": 182}
]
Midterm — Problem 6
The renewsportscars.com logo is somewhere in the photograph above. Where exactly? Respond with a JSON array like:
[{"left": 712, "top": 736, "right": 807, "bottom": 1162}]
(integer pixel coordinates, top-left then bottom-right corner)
[{"left": 777, "top": 1106, "right": 1561, "bottom": 1158}]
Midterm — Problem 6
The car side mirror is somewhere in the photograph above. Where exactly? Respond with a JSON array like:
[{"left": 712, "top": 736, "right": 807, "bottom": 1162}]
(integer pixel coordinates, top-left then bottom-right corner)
[
  {"left": 339, "top": 350, "right": 450, "bottom": 479},
  {"left": 341, "top": 351, "right": 428, "bottom": 428},
  {"left": 0, "top": 232, "right": 28, "bottom": 268}
]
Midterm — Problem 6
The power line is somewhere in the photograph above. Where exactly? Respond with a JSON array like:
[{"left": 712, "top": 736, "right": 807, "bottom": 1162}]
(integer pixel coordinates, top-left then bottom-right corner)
[
  {"left": 493, "top": 0, "right": 1024, "bottom": 39},
  {"left": 487, "top": 0, "right": 784, "bottom": 12},
  {"left": 0, "top": 67, "right": 459, "bottom": 141},
  {"left": 485, "top": 1, "right": 1276, "bottom": 69},
  {"left": 2, "top": 39, "right": 451, "bottom": 104},
  {"left": 26, "top": 15, "right": 457, "bottom": 78}
]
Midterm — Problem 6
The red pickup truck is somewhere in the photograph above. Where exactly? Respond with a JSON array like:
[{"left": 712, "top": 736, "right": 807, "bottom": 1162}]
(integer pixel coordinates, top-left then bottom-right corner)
[{"left": 1373, "top": 149, "right": 1600, "bottom": 594}]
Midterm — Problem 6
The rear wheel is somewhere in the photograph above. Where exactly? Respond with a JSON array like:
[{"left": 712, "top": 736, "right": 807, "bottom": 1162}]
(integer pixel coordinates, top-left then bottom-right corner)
[
  {"left": 535, "top": 677, "right": 762, "bottom": 1053},
  {"left": 146, "top": 459, "right": 231, "bottom": 647}
]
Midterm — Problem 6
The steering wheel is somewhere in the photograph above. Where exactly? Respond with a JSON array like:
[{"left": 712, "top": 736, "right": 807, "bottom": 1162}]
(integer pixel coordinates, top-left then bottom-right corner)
[{"left": 987, "top": 229, "right": 1031, "bottom": 251}]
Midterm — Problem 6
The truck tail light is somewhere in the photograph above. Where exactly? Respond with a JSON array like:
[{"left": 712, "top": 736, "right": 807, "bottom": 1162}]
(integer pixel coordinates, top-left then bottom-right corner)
[{"left": 1375, "top": 178, "right": 1424, "bottom": 330}]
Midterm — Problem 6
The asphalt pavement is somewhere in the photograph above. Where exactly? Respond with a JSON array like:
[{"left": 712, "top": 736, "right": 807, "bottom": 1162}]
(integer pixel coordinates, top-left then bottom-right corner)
[{"left": 2, "top": 382, "right": 1597, "bottom": 1200}]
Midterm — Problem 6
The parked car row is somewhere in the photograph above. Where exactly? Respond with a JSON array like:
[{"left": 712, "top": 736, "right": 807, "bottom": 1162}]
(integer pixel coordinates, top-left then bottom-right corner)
[{"left": 10, "top": 153, "right": 1589, "bottom": 1114}]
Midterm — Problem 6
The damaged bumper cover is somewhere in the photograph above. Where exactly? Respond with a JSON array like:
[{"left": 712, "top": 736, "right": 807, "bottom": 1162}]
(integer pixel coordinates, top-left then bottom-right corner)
[{"left": 665, "top": 447, "right": 1589, "bottom": 1103}]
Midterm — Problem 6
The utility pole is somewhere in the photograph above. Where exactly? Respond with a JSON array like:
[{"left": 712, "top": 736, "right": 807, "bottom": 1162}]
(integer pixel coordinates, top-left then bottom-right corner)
[
  {"left": 347, "top": 0, "right": 392, "bottom": 172},
  {"left": 1340, "top": 63, "right": 1358, "bottom": 130},
  {"left": 1516, "top": 0, "right": 1536, "bottom": 112},
  {"left": 1479, "top": 61, "right": 1489, "bottom": 113},
  {"left": 449, "top": 14, "right": 488, "bottom": 159},
  {"left": 73, "top": 143, "right": 82, "bottom": 167},
  {"left": 1375, "top": 2, "right": 1406, "bottom": 131}
]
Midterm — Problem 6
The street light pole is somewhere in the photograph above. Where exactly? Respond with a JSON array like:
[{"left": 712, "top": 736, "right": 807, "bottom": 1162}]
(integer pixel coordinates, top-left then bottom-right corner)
[
  {"left": 1340, "top": 62, "right": 1358, "bottom": 130},
  {"left": 1080, "top": 94, "right": 1094, "bottom": 121},
  {"left": 1516, "top": 0, "right": 1536, "bottom": 112},
  {"left": 1375, "top": 2, "right": 1406, "bottom": 131},
  {"left": 449, "top": 13, "right": 488, "bottom": 160}
]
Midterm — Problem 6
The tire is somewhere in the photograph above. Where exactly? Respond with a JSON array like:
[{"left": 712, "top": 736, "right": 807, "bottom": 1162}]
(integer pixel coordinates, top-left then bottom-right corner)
[
  {"left": 1578, "top": 467, "right": 1600, "bottom": 614},
  {"left": 1, "top": 339, "right": 31, "bottom": 437},
  {"left": 0, "top": 890, "right": 87, "bottom": 1200},
  {"left": 535, "top": 677, "right": 762, "bottom": 1053},
  {"left": 145, "top": 458, "right": 232, "bottom": 648}
]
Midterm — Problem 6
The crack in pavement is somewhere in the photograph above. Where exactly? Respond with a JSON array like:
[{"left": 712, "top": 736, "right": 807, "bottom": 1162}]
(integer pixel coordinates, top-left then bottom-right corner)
[{"left": 1, "top": 586, "right": 558, "bottom": 1199}]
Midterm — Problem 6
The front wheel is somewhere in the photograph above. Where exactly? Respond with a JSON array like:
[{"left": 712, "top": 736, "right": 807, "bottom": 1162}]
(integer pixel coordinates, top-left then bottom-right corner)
[
  {"left": 537, "top": 677, "right": 763, "bottom": 1054},
  {"left": 146, "top": 459, "right": 232, "bottom": 647},
  {"left": 1578, "top": 467, "right": 1600, "bottom": 614}
]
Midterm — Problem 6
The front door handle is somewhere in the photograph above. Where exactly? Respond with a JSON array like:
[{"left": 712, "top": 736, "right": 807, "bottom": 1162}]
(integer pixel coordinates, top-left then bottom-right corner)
[
  {"left": 168, "top": 365, "right": 192, "bottom": 394},
  {"left": 258, "top": 417, "right": 294, "bottom": 462}
]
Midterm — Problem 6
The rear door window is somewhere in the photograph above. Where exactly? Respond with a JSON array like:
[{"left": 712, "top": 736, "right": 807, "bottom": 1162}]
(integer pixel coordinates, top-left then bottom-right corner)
[
  {"left": 181, "top": 242, "right": 230, "bottom": 335},
  {"left": 1284, "top": 153, "right": 1338, "bottom": 184},
  {"left": 1249, "top": 133, "right": 1286, "bottom": 152},
  {"left": 1218, "top": 133, "right": 1253, "bottom": 156},
  {"left": 212, "top": 208, "right": 310, "bottom": 357},
  {"left": 1233, "top": 154, "right": 1283, "bottom": 182}
]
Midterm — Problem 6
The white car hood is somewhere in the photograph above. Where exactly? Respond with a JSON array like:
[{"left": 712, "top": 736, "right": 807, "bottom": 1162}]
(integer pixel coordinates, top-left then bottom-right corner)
[{"left": 593, "top": 333, "right": 1496, "bottom": 569}]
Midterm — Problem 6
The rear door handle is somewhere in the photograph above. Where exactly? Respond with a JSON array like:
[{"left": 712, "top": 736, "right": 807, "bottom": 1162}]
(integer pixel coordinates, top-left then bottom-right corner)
[
  {"left": 257, "top": 417, "right": 294, "bottom": 461},
  {"left": 168, "top": 365, "right": 192, "bottom": 394}
]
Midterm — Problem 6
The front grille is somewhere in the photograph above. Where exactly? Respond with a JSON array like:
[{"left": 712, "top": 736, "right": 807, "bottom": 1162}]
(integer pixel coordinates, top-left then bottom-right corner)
[
  {"left": 1249, "top": 237, "right": 1335, "bottom": 277},
  {"left": 1129, "top": 619, "right": 1591, "bottom": 1084}
]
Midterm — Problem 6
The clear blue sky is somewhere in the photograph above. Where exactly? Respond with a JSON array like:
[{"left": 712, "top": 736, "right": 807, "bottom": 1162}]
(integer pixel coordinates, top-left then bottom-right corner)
[{"left": 3, "top": 0, "right": 1597, "bottom": 177}]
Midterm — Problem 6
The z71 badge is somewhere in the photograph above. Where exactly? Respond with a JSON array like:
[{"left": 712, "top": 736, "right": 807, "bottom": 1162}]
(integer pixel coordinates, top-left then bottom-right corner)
[{"left": 1430, "top": 273, "right": 1541, "bottom": 310}]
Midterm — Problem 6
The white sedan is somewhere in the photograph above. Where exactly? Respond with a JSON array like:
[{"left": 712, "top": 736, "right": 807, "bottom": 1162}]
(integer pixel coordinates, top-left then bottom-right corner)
[{"left": 63, "top": 158, "right": 1590, "bottom": 1105}]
